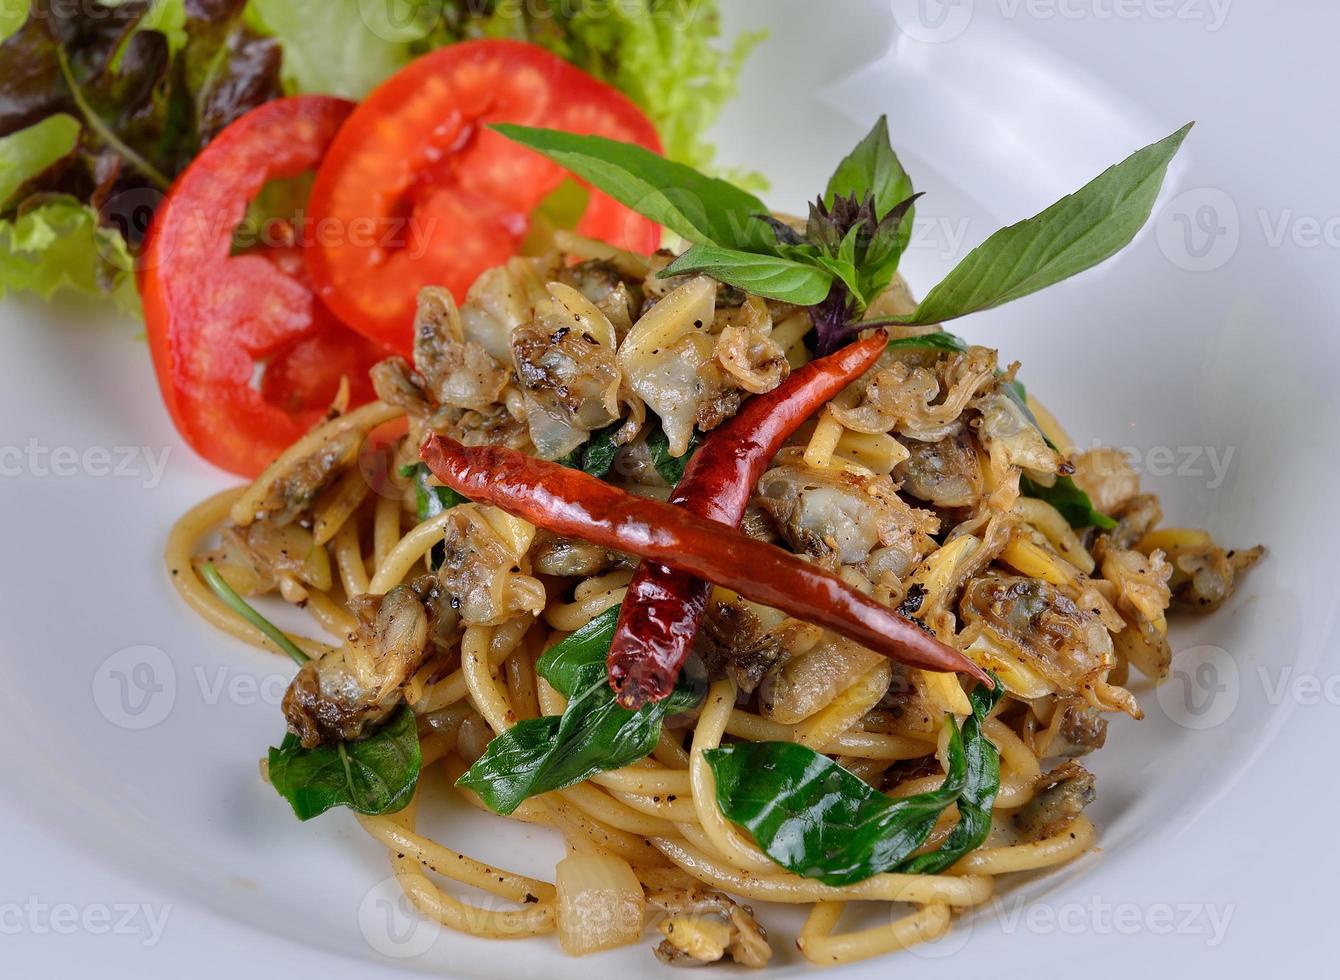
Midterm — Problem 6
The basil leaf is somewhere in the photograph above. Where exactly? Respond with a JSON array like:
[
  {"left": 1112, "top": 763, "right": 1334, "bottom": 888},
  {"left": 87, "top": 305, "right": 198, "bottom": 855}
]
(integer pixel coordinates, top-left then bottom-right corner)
[
  {"left": 268, "top": 705, "right": 421, "bottom": 821},
  {"left": 457, "top": 662, "right": 696, "bottom": 815},
  {"left": 861, "top": 192, "right": 922, "bottom": 294},
  {"left": 824, "top": 116, "right": 915, "bottom": 223},
  {"left": 492, "top": 124, "right": 774, "bottom": 253},
  {"left": 885, "top": 331, "right": 970, "bottom": 355},
  {"left": 534, "top": 604, "right": 624, "bottom": 697},
  {"left": 897, "top": 683, "right": 1001, "bottom": 874},
  {"left": 707, "top": 737, "right": 964, "bottom": 886},
  {"left": 647, "top": 424, "right": 700, "bottom": 485},
  {"left": 400, "top": 461, "right": 466, "bottom": 522},
  {"left": 557, "top": 421, "right": 621, "bottom": 479},
  {"left": 707, "top": 678, "right": 1003, "bottom": 885},
  {"left": 458, "top": 604, "right": 703, "bottom": 815},
  {"left": 1002, "top": 380, "right": 1116, "bottom": 530},
  {"left": 887, "top": 123, "right": 1192, "bottom": 326},
  {"left": 660, "top": 243, "right": 833, "bottom": 306},
  {"left": 1020, "top": 474, "right": 1116, "bottom": 531}
]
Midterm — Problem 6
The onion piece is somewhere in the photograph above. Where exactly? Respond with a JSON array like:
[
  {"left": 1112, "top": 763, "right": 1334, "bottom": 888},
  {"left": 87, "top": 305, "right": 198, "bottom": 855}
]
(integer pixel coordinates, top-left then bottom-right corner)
[{"left": 555, "top": 853, "right": 646, "bottom": 956}]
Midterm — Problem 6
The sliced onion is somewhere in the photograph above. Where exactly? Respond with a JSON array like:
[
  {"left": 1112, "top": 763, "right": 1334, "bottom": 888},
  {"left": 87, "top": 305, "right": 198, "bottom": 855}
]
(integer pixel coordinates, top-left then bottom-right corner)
[{"left": 555, "top": 853, "right": 645, "bottom": 956}]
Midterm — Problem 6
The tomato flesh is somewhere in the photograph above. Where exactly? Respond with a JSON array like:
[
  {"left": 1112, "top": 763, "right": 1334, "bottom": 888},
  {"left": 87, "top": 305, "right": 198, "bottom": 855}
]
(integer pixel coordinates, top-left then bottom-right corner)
[
  {"left": 306, "top": 40, "right": 663, "bottom": 354},
  {"left": 141, "top": 96, "right": 388, "bottom": 477}
]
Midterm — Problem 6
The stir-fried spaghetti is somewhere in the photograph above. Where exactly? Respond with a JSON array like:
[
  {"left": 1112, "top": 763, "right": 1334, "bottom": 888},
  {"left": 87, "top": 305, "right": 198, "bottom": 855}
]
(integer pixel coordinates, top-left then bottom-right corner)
[{"left": 167, "top": 233, "right": 1261, "bottom": 966}]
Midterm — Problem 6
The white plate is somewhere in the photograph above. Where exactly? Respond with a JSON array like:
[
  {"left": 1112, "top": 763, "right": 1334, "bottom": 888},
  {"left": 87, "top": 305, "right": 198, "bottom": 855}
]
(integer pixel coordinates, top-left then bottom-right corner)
[{"left": 4, "top": 1, "right": 1337, "bottom": 975}]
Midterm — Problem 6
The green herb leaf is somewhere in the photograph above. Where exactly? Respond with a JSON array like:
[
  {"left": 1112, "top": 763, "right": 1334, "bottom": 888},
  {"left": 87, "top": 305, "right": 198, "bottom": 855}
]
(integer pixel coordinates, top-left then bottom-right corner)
[
  {"left": 885, "top": 331, "right": 971, "bottom": 355},
  {"left": 0, "top": 114, "right": 80, "bottom": 208},
  {"left": 0, "top": 197, "right": 138, "bottom": 313},
  {"left": 660, "top": 243, "right": 833, "bottom": 306},
  {"left": 268, "top": 705, "right": 421, "bottom": 820},
  {"left": 882, "top": 124, "right": 1192, "bottom": 326},
  {"left": 456, "top": 604, "right": 702, "bottom": 815},
  {"left": 492, "top": 125, "right": 774, "bottom": 252},
  {"left": 0, "top": 4, "right": 26, "bottom": 45},
  {"left": 1020, "top": 474, "right": 1116, "bottom": 531},
  {"left": 400, "top": 461, "right": 467, "bottom": 522},
  {"left": 824, "top": 116, "right": 914, "bottom": 223},
  {"left": 896, "top": 683, "right": 1002, "bottom": 874},
  {"left": 557, "top": 421, "right": 622, "bottom": 479},
  {"left": 457, "top": 663, "right": 691, "bottom": 816},
  {"left": 533, "top": 605, "right": 625, "bottom": 697},
  {"left": 706, "top": 678, "right": 1003, "bottom": 885},
  {"left": 647, "top": 424, "right": 700, "bottom": 485},
  {"left": 861, "top": 191, "right": 922, "bottom": 295}
]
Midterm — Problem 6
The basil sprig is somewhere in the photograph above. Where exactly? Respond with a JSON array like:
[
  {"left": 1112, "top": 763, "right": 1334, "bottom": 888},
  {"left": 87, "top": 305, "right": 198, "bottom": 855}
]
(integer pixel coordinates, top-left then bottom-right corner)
[
  {"left": 496, "top": 117, "right": 1190, "bottom": 352},
  {"left": 887, "top": 332, "right": 1114, "bottom": 530},
  {"left": 456, "top": 606, "right": 703, "bottom": 815},
  {"left": 200, "top": 563, "right": 422, "bottom": 821},
  {"left": 706, "top": 678, "right": 1002, "bottom": 885}
]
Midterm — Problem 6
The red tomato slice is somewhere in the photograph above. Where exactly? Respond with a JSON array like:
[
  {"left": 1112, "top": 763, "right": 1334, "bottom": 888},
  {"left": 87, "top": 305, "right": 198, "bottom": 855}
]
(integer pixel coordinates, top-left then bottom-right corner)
[
  {"left": 142, "top": 96, "right": 389, "bottom": 477},
  {"left": 306, "top": 40, "right": 663, "bottom": 354}
]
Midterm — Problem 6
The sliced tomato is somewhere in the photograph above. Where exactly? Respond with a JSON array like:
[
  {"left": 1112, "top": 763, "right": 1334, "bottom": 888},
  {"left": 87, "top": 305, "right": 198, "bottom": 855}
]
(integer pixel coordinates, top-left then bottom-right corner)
[
  {"left": 306, "top": 39, "right": 663, "bottom": 354},
  {"left": 141, "top": 96, "right": 390, "bottom": 477}
]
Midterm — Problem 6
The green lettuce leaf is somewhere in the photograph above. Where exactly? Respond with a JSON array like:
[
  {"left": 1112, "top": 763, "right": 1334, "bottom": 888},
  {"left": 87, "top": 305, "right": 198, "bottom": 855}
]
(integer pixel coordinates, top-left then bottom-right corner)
[
  {"left": 246, "top": 0, "right": 418, "bottom": 99},
  {"left": 0, "top": 197, "right": 138, "bottom": 313},
  {"left": 0, "top": 3, "right": 26, "bottom": 44},
  {"left": 0, "top": 114, "right": 80, "bottom": 207}
]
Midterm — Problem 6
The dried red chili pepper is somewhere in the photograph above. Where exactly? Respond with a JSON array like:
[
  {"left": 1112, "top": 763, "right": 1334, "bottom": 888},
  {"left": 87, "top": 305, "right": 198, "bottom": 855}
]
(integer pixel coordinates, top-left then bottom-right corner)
[
  {"left": 420, "top": 434, "right": 991, "bottom": 689},
  {"left": 607, "top": 332, "right": 889, "bottom": 708}
]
